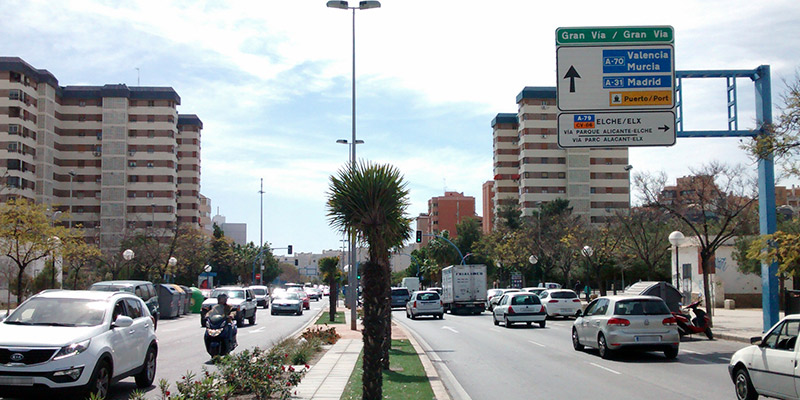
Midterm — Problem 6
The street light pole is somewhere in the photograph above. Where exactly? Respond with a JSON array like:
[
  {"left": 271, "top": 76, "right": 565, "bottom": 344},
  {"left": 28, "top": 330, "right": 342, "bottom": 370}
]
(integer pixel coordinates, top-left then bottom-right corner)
[
  {"left": 259, "top": 178, "right": 265, "bottom": 285},
  {"left": 328, "top": 0, "right": 380, "bottom": 331}
]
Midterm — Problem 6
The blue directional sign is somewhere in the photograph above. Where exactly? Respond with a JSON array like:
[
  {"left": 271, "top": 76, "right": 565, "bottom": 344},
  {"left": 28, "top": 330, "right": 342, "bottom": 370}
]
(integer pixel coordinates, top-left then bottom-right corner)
[
  {"left": 603, "top": 75, "right": 672, "bottom": 89},
  {"left": 602, "top": 48, "right": 672, "bottom": 74}
]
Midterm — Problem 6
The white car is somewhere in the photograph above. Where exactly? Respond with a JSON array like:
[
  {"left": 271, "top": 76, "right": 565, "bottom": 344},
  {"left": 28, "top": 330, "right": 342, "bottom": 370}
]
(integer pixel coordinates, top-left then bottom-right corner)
[
  {"left": 406, "top": 291, "right": 444, "bottom": 320},
  {"left": 0, "top": 290, "right": 158, "bottom": 398},
  {"left": 492, "top": 292, "right": 547, "bottom": 328},
  {"left": 729, "top": 315, "right": 800, "bottom": 400},
  {"left": 539, "top": 289, "right": 583, "bottom": 318},
  {"left": 271, "top": 292, "right": 303, "bottom": 316},
  {"left": 200, "top": 287, "right": 257, "bottom": 327},
  {"left": 572, "top": 296, "right": 679, "bottom": 360}
]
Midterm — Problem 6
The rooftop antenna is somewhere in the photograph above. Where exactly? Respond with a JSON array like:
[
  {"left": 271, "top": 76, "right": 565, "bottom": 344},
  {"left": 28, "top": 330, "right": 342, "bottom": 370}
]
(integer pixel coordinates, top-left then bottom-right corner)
[{"left": 135, "top": 67, "right": 140, "bottom": 86}]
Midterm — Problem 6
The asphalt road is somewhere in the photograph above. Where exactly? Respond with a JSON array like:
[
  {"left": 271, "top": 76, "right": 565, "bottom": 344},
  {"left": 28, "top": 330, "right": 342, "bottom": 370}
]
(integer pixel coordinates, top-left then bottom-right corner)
[
  {"left": 394, "top": 309, "right": 749, "bottom": 400},
  {"left": 103, "top": 299, "right": 326, "bottom": 399}
]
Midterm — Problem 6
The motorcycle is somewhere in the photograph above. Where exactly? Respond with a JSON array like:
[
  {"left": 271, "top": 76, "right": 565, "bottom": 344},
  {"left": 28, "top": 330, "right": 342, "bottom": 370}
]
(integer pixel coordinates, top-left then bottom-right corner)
[
  {"left": 672, "top": 300, "right": 713, "bottom": 340},
  {"left": 204, "top": 312, "right": 237, "bottom": 357}
]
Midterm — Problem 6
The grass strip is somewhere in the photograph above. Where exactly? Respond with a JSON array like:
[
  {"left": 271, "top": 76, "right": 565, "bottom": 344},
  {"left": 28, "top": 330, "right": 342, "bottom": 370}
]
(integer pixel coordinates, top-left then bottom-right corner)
[
  {"left": 340, "top": 339, "right": 435, "bottom": 400},
  {"left": 315, "top": 311, "right": 345, "bottom": 324}
]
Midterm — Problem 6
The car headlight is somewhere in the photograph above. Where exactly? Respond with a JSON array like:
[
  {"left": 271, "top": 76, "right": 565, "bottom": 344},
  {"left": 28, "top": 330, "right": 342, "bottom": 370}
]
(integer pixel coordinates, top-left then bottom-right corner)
[{"left": 53, "top": 339, "right": 91, "bottom": 360}]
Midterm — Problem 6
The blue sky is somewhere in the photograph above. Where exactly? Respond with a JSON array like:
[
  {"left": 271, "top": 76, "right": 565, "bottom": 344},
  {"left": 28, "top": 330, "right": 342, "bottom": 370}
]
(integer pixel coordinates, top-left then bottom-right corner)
[{"left": 5, "top": 0, "right": 800, "bottom": 254}]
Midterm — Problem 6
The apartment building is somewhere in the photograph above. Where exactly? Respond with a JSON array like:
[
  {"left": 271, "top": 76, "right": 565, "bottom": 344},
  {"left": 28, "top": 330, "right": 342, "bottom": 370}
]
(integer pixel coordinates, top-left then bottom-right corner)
[
  {"left": 0, "top": 57, "right": 202, "bottom": 248},
  {"left": 489, "top": 86, "right": 629, "bottom": 224},
  {"left": 419, "top": 191, "right": 481, "bottom": 239},
  {"left": 481, "top": 180, "right": 494, "bottom": 233}
]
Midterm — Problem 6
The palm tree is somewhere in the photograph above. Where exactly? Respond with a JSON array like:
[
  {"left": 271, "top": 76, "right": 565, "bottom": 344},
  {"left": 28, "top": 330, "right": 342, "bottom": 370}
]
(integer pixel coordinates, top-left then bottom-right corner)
[
  {"left": 318, "top": 256, "right": 341, "bottom": 323},
  {"left": 327, "top": 161, "right": 411, "bottom": 400}
]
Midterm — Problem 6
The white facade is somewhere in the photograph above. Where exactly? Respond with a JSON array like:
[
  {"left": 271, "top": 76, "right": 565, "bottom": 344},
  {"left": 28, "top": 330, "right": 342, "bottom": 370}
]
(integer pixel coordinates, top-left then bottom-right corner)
[{"left": 671, "top": 236, "right": 768, "bottom": 308}]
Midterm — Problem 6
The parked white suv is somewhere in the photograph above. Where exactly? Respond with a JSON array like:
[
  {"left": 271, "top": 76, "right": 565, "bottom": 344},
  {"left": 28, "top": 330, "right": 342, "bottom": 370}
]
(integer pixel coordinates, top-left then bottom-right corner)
[{"left": 0, "top": 290, "right": 158, "bottom": 398}]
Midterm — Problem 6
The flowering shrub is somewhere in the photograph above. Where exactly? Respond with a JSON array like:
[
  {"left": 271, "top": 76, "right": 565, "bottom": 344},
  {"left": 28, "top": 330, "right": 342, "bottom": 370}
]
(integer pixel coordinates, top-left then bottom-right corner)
[
  {"left": 215, "top": 347, "right": 306, "bottom": 400},
  {"left": 301, "top": 325, "right": 341, "bottom": 345},
  {"left": 156, "top": 373, "right": 233, "bottom": 400}
]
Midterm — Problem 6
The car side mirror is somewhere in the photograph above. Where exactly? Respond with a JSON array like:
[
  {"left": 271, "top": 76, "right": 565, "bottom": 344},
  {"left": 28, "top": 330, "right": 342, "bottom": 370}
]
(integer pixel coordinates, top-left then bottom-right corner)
[
  {"left": 113, "top": 315, "right": 133, "bottom": 328},
  {"left": 575, "top": 309, "right": 582, "bottom": 317},
  {"left": 750, "top": 336, "right": 763, "bottom": 346}
]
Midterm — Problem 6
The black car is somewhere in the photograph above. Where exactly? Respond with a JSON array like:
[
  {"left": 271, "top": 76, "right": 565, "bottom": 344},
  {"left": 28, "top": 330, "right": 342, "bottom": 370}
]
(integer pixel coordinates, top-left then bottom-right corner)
[
  {"left": 391, "top": 287, "right": 411, "bottom": 309},
  {"left": 90, "top": 280, "right": 160, "bottom": 328}
]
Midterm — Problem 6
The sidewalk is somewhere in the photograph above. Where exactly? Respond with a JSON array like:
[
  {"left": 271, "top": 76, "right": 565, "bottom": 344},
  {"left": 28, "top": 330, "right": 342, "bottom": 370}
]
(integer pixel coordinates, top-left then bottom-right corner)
[
  {"left": 293, "top": 302, "right": 450, "bottom": 400},
  {"left": 711, "top": 307, "right": 771, "bottom": 343}
]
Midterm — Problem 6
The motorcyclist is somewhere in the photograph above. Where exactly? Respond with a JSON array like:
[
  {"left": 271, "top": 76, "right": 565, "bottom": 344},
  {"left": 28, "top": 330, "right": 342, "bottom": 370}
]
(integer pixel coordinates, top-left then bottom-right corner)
[{"left": 208, "top": 293, "right": 237, "bottom": 348}]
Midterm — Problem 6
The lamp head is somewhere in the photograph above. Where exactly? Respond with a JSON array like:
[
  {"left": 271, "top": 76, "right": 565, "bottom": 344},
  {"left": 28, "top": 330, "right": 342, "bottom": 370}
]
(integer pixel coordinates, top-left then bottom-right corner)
[
  {"left": 326, "top": 1, "right": 349, "bottom": 9},
  {"left": 359, "top": 1, "right": 381, "bottom": 9}
]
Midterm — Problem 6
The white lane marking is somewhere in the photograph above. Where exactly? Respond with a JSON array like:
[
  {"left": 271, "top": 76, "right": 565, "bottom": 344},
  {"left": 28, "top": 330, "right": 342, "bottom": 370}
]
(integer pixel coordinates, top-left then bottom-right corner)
[
  {"left": 442, "top": 326, "right": 459, "bottom": 333},
  {"left": 589, "top": 362, "right": 621, "bottom": 375},
  {"left": 685, "top": 355, "right": 712, "bottom": 364},
  {"left": 718, "top": 357, "right": 731, "bottom": 362},
  {"left": 249, "top": 327, "right": 266, "bottom": 334},
  {"left": 528, "top": 340, "right": 546, "bottom": 347},
  {"left": 682, "top": 349, "right": 701, "bottom": 354}
]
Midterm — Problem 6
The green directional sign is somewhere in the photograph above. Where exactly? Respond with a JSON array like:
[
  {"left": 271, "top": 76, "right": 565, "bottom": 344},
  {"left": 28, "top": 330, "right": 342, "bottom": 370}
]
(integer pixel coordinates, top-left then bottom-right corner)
[{"left": 557, "top": 26, "right": 673, "bottom": 45}]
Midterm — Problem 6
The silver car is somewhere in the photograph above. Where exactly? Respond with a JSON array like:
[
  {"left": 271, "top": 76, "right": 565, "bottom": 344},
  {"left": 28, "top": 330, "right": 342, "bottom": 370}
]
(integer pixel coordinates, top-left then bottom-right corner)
[
  {"left": 572, "top": 295, "right": 679, "bottom": 359},
  {"left": 406, "top": 291, "right": 444, "bottom": 320},
  {"left": 270, "top": 292, "right": 303, "bottom": 316},
  {"left": 492, "top": 292, "right": 547, "bottom": 328},
  {"left": 487, "top": 288, "right": 520, "bottom": 311}
]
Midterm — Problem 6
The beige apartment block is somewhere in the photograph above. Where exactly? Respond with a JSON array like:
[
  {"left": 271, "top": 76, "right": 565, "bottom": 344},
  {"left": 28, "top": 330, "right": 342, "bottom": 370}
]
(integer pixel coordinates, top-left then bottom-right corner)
[
  {"left": 490, "top": 86, "right": 629, "bottom": 226},
  {"left": 0, "top": 57, "right": 202, "bottom": 248}
]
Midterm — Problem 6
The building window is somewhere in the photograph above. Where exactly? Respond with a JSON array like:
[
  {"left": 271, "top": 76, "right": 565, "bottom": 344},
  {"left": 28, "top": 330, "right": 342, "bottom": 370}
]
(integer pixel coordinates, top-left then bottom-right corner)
[
  {"left": 542, "top": 188, "right": 548, "bottom": 193},
  {"left": 558, "top": 172, "right": 566, "bottom": 179},
  {"left": 79, "top": 100, "right": 86, "bottom": 107},
  {"left": 177, "top": 177, "right": 182, "bottom": 184},
  {"left": 148, "top": 130, "right": 155, "bottom": 138},
  {"left": 147, "top": 175, "right": 154, "bottom": 183},
  {"left": 541, "top": 157, "right": 548, "bottom": 164},
  {"left": 130, "top": 100, "right": 137, "bottom": 107},
  {"left": 128, "top": 130, "right": 136, "bottom": 137},
  {"left": 147, "top": 162, "right": 154, "bottom": 168},
  {"left": 148, "top": 100, "right": 155, "bottom": 107},
  {"left": 606, "top": 173, "right": 613, "bottom": 179},
  {"left": 129, "top": 175, "right": 138, "bottom": 183},
  {"left": 129, "top": 115, "right": 137, "bottom": 122},
  {"left": 542, "top": 172, "right": 549, "bottom": 179},
  {"left": 8, "top": 125, "right": 19, "bottom": 134},
  {"left": 146, "top": 191, "right": 154, "bottom": 198},
  {"left": 147, "top": 147, "right": 154, "bottom": 153},
  {"left": 590, "top": 187, "right": 596, "bottom": 194},
  {"left": 129, "top": 161, "right": 137, "bottom": 168},
  {"left": 79, "top": 115, "right": 86, "bottom": 122},
  {"left": 96, "top": 132, "right": 102, "bottom": 140},
  {"left": 128, "top": 191, "right": 136, "bottom": 198},
  {"left": 147, "top": 115, "right": 155, "bottom": 123}
]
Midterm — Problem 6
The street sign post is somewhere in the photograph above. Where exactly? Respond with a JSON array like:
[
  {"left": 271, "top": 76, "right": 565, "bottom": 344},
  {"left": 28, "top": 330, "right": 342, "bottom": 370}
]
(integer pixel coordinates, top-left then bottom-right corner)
[{"left": 556, "top": 26, "right": 676, "bottom": 148}]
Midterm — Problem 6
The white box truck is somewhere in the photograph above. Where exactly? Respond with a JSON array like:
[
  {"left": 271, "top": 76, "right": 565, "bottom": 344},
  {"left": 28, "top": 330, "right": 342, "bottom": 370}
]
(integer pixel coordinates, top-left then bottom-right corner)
[
  {"left": 441, "top": 264, "right": 487, "bottom": 314},
  {"left": 401, "top": 277, "right": 420, "bottom": 293}
]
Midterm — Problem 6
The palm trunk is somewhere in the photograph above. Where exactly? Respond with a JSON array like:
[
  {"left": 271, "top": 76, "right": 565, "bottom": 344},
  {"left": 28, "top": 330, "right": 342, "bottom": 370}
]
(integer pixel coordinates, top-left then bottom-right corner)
[
  {"left": 329, "top": 280, "right": 337, "bottom": 322},
  {"left": 382, "top": 262, "right": 392, "bottom": 370},
  {"left": 361, "top": 261, "right": 386, "bottom": 400}
]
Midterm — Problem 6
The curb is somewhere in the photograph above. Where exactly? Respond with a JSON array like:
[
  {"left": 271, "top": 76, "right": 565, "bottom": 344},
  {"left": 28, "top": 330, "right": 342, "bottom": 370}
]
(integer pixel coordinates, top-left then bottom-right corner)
[
  {"left": 713, "top": 332, "right": 758, "bottom": 344},
  {"left": 394, "top": 319, "right": 472, "bottom": 400}
]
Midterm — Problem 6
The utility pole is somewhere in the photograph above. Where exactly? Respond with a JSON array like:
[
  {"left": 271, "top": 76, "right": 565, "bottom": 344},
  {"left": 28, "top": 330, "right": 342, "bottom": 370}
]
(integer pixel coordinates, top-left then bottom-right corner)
[{"left": 259, "top": 178, "right": 265, "bottom": 285}]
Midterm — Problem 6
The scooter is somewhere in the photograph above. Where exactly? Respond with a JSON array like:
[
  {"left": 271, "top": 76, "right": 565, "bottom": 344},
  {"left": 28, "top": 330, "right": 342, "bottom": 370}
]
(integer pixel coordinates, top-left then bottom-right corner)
[
  {"left": 672, "top": 300, "right": 713, "bottom": 340},
  {"left": 204, "top": 312, "right": 237, "bottom": 357}
]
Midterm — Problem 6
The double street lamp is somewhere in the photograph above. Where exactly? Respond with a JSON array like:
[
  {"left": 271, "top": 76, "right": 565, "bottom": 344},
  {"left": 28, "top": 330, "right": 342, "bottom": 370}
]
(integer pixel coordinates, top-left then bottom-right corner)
[{"left": 327, "top": 0, "right": 380, "bottom": 331}]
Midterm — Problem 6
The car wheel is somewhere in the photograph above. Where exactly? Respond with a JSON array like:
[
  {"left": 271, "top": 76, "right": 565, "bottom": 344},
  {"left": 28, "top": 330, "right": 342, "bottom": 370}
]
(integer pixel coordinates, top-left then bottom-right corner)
[
  {"left": 493, "top": 314, "right": 499, "bottom": 326},
  {"left": 135, "top": 346, "right": 157, "bottom": 388},
  {"left": 271, "top": 310, "right": 276, "bottom": 316},
  {"left": 664, "top": 347, "right": 678, "bottom": 360},
  {"left": 410, "top": 311, "right": 416, "bottom": 320},
  {"left": 504, "top": 316, "right": 512, "bottom": 328},
  {"left": 538, "top": 320, "right": 546, "bottom": 328},
  {"left": 249, "top": 311, "right": 256, "bottom": 325},
  {"left": 598, "top": 333, "right": 613, "bottom": 359},
  {"left": 572, "top": 328, "right": 584, "bottom": 351},
  {"left": 439, "top": 314, "right": 444, "bottom": 320},
  {"left": 237, "top": 314, "right": 244, "bottom": 328},
  {"left": 85, "top": 360, "right": 111, "bottom": 399},
  {"left": 406, "top": 310, "right": 411, "bottom": 319},
  {"left": 734, "top": 367, "right": 758, "bottom": 400}
]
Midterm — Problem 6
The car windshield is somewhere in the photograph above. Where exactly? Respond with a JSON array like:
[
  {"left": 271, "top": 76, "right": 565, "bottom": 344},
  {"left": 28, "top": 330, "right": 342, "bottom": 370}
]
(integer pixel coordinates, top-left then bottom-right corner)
[
  {"left": 550, "top": 291, "right": 577, "bottom": 299},
  {"left": 211, "top": 289, "right": 244, "bottom": 299},
  {"left": 251, "top": 288, "right": 266, "bottom": 296},
  {"left": 5, "top": 297, "right": 107, "bottom": 327},
  {"left": 417, "top": 292, "right": 440, "bottom": 301},
  {"left": 487, "top": 289, "right": 502, "bottom": 297},
  {"left": 90, "top": 284, "right": 134, "bottom": 293},
  {"left": 503, "top": 289, "right": 520, "bottom": 294},
  {"left": 276, "top": 292, "right": 299, "bottom": 300},
  {"left": 392, "top": 289, "right": 409, "bottom": 296},
  {"left": 511, "top": 295, "right": 540, "bottom": 305},
  {"left": 614, "top": 299, "right": 670, "bottom": 316}
]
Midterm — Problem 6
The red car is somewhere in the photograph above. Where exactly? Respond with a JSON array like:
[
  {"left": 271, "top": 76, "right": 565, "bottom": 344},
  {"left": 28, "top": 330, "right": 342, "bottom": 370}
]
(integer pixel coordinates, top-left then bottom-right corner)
[{"left": 289, "top": 288, "right": 310, "bottom": 310}]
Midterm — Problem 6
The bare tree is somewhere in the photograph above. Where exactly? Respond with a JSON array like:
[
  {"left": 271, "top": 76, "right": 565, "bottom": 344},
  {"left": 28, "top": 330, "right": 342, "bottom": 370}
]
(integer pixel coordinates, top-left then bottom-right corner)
[
  {"left": 613, "top": 206, "right": 676, "bottom": 281},
  {"left": 636, "top": 162, "right": 757, "bottom": 325}
]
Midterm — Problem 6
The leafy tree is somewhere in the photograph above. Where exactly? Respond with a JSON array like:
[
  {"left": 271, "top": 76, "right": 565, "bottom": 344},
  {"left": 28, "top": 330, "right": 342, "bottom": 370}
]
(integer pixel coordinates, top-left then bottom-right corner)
[
  {"left": 455, "top": 217, "right": 482, "bottom": 256},
  {"left": 637, "top": 163, "right": 757, "bottom": 325},
  {"left": 278, "top": 263, "right": 302, "bottom": 283},
  {"left": 496, "top": 204, "right": 522, "bottom": 230},
  {"left": 61, "top": 230, "right": 102, "bottom": 289},
  {"left": 613, "top": 206, "right": 675, "bottom": 282},
  {"left": 0, "top": 199, "right": 69, "bottom": 303},
  {"left": 209, "top": 224, "right": 237, "bottom": 284},
  {"left": 319, "top": 256, "right": 341, "bottom": 322},
  {"left": 327, "top": 161, "right": 411, "bottom": 397},
  {"left": 573, "top": 223, "right": 623, "bottom": 296}
]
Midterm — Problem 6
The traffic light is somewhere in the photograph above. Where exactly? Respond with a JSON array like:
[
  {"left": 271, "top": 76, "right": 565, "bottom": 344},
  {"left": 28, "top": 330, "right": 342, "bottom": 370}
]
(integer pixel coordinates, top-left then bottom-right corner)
[
  {"left": 287, "top": 245, "right": 293, "bottom": 254},
  {"left": 415, "top": 230, "right": 422, "bottom": 243}
]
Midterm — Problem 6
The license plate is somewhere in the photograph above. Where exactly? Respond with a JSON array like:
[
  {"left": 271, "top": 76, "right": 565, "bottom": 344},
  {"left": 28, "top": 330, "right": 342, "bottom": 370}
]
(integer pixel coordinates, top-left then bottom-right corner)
[
  {"left": 635, "top": 336, "right": 662, "bottom": 343},
  {"left": 560, "top": 309, "right": 572, "bottom": 313},
  {"left": 0, "top": 376, "right": 34, "bottom": 386}
]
